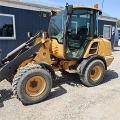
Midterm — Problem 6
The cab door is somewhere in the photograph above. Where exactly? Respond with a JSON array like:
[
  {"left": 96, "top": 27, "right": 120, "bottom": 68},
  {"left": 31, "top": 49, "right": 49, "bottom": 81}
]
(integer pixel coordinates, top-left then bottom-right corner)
[{"left": 65, "top": 12, "right": 90, "bottom": 59}]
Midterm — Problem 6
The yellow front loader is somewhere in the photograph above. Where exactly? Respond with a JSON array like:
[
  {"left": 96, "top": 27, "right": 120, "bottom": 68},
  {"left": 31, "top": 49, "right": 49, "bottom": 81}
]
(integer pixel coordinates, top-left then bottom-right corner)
[{"left": 0, "top": 3, "right": 114, "bottom": 104}]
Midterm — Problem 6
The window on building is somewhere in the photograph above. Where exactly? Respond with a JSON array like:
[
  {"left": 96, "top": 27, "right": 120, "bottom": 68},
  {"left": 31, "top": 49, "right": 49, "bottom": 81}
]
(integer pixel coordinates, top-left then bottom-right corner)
[
  {"left": 0, "top": 14, "right": 16, "bottom": 39},
  {"left": 103, "top": 25, "right": 111, "bottom": 39},
  {"left": 118, "top": 29, "right": 120, "bottom": 39}
]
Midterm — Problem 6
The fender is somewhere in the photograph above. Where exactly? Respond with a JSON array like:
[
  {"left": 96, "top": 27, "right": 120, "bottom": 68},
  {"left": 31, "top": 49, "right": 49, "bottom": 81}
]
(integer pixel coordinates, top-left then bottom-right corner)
[
  {"left": 77, "top": 55, "right": 107, "bottom": 76},
  {"left": 35, "top": 61, "right": 56, "bottom": 81}
]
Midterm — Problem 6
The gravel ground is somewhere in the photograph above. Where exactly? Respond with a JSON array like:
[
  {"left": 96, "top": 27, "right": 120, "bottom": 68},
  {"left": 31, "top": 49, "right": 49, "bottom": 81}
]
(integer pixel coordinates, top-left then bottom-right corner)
[{"left": 0, "top": 47, "right": 120, "bottom": 120}]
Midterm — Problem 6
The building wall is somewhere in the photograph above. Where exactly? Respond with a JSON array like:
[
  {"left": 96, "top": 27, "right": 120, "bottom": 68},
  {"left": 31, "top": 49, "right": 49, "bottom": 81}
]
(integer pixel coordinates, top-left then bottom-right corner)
[
  {"left": 0, "top": 5, "right": 50, "bottom": 58},
  {"left": 98, "top": 20, "right": 116, "bottom": 49}
]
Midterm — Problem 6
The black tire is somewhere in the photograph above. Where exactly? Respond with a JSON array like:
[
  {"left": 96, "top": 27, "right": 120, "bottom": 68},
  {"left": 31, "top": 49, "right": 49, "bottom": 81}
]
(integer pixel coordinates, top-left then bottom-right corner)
[
  {"left": 12, "top": 64, "right": 52, "bottom": 104},
  {"left": 80, "top": 59, "right": 105, "bottom": 87}
]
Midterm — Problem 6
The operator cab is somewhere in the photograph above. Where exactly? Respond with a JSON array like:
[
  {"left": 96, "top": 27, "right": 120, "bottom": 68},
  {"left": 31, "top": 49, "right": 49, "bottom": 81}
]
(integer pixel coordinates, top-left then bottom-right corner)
[{"left": 48, "top": 4, "right": 102, "bottom": 60}]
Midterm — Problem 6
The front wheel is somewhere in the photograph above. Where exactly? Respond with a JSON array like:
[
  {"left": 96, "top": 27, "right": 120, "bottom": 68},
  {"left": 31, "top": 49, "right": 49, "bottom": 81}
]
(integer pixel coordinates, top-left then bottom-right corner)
[
  {"left": 12, "top": 64, "right": 52, "bottom": 104},
  {"left": 80, "top": 59, "right": 105, "bottom": 87}
]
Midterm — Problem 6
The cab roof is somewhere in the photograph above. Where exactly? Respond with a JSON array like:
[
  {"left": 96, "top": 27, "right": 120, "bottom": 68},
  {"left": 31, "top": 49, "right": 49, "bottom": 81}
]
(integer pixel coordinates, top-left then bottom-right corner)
[
  {"left": 52, "top": 5, "right": 101, "bottom": 13},
  {"left": 73, "top": 6, "right": 100, "bottom": 11}
]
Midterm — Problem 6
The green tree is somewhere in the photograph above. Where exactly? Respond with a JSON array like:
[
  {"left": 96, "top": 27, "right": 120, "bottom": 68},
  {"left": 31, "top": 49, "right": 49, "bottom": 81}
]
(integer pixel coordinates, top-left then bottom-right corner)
[{"left": 116, "top": 19, "right": 120, "bottom": 27}]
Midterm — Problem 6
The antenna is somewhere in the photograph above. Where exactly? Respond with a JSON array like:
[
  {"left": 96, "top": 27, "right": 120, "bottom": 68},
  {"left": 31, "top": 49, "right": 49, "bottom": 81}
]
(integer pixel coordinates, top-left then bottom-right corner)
[{"left": 102, "top": 0, "right": 104, "bottom": 9}]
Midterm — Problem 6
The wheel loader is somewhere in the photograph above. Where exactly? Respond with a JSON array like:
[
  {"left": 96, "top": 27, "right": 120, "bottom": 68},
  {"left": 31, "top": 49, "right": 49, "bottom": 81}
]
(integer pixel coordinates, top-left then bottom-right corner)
[{"left": 0, "top": 4, "right": 114, "bottom": 104}]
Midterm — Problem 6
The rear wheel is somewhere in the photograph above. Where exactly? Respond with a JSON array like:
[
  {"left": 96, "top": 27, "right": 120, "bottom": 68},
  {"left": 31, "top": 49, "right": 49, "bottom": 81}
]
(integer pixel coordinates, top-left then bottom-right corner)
[
  {"left": 80, "top": 59, "right": 105, "bottom": 87},
  {"left": 12, "top": 64, "right": 52, "bottom": 104}
]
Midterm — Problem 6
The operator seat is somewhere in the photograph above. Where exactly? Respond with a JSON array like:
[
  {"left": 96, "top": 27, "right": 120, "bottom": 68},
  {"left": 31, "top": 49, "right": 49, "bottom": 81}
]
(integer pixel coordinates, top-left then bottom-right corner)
[{"left": 76, "top": 27, "right": 88, "bottom": 39}]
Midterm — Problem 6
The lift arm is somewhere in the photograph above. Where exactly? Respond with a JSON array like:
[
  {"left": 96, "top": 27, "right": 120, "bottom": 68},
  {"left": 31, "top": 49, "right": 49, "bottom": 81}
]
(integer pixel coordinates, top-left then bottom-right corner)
[{"left": 0, "top": 31, "right": 43, "bottom": 82}]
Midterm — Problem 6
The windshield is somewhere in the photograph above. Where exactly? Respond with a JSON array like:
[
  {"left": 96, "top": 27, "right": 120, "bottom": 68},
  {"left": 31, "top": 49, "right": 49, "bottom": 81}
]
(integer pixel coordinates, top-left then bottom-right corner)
[
  {"left": 48, "top": 10, "right": 66, "bottom": 43},
  {"left": 67, "top": 9, "right": 91, "bottom": 40}
]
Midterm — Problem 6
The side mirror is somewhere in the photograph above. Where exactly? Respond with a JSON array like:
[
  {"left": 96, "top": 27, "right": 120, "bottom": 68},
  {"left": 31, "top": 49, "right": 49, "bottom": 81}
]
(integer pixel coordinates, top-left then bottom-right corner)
[
  {"left": 27, "top": 32, "right": 32, "bottom": 38},
  {"left": 99, "top": 11, "right": 102, "bottom": 15},
  {"left": 51, "top": 10, "right": 56, "bottom": 16},
  {"left": 66, "top": 3, "right": 73, "bottom": 15}
]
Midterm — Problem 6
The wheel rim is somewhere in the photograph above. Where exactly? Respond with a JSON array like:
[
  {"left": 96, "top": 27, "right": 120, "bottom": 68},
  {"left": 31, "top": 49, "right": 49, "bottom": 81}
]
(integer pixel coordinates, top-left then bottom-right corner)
[
  {"left": 25, "top": 76, "right": 46, "bottom": 97},
  {"left": 90, "top": 66, "right": 102, "bottom": 81}
]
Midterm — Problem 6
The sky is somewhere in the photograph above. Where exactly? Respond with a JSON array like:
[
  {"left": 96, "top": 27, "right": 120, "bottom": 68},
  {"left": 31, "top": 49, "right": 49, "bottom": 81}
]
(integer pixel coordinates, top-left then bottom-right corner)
[{"left": 49, "top": 0, "right": 120, "bottom": 19}]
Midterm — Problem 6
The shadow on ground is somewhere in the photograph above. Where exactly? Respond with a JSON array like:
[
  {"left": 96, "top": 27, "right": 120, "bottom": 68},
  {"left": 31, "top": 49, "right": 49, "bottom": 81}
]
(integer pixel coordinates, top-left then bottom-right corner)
[
  {"left": 49, "top": 69, "right": 119, "bottom": 100},
  {"left": 0, "top": 89, "right": 13, "bottom": 108},
  {"left": 0, "top": 69, "right": 118, "bottom": 106},
  {"left": 101, "top": 69, "right": 119, "bottom": 84},
  {"left": 47, "top": 72, "right": 82, "bottom": 101},
  {"left": 113, "top": 49, "right": 120, "bottom": 51},
  {"left": 53, "top": 72, "right": 82, "bottom": 88}
]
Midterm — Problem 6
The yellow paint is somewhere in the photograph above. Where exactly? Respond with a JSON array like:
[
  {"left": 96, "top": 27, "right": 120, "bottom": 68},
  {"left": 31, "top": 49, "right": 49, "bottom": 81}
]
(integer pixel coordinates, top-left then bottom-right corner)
[
  {"left": 52, "top": 9, "right": 60, "bottom": 13},
  {"left": 18, "top": 36, "right": 113, "bottom": 73},
  {"left": 25, "top": 76, "right": 46, "bottom": 97},
  {"left": 104, "top": 55, "right": 114, "bottom": 67},
  {"left": 73, "top": 6, "right": 100, "bottom": 11},
  {"left": 52, "top": 5, "right": 100, "bottom": 13},
  {"left": 19, "top": 58, "right": 33, "bottom": 68},
  {"left": 33, "top": 38, "right": 52, "bottom": 64},
  {"left": 83, "top": 38, "right": 114, "bottom": 67},
  {"left": 60, "top": 60, "right": 77, "bottom": 71},
  {"left": 19, "top": 37, "right": 53, "bottom": 69},
  {"left": 90, "top": 65, "right": 102, "bottom": 81},
  {"left": 34, "top": 37, "right": 42, "bottom": 44},
  {"left": 50, "top": 39, "right": 65, "bottom": 59},
  {"left": 52, "top": 4, "right": 100, "bottom": 15}
]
